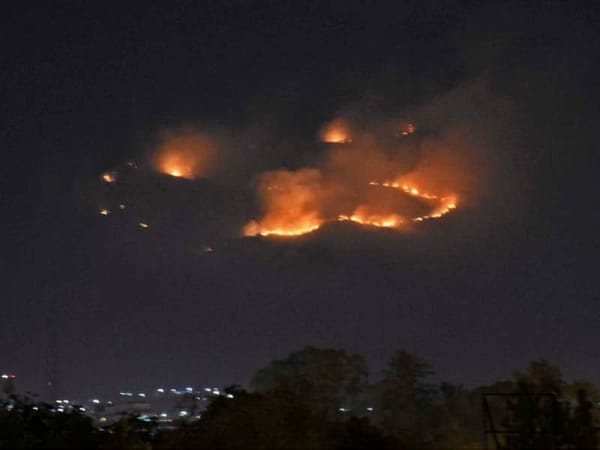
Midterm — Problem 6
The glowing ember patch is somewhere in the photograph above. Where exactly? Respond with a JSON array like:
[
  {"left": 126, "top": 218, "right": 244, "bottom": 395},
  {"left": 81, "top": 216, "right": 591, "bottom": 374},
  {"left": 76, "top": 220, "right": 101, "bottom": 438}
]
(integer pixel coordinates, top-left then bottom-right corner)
[
  {"left": 398, "top": 122, "right": 416, "bottom": 137},
  {"left": 324, "top": 132, "right": 352, "bottom": 144},
  {"left": 154, "top": 133, "right": 217, "bottom": 180},
  {"left": 160, "top": 159, "right": 193, "bottom": 179},
  {"left": 320, "top": 119, "right": 352, "bottom": 144},
  {"left": 102, "top": 172, "right": 116, "bottom": 183}
]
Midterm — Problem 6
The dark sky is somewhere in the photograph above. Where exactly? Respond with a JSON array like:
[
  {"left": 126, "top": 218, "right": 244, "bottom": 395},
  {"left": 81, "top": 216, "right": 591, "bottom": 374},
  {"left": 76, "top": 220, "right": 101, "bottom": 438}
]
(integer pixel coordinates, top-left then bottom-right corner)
[{"left": 2, "top": 1, "right": 600, "bottom": 399}]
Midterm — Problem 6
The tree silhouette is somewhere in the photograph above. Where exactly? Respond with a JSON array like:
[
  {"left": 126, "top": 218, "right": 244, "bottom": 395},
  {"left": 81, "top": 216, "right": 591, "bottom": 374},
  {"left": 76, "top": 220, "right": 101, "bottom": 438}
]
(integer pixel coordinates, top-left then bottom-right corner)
[
  {"left": 0, "top": 396, "right": 101, "bottom": 449},
  {"left": 2, "top": 351, "right": 599, "bottom": 449},
  {"left": 570, "top": 388, "right": 599, "bottom": 450},
  {"left": 250, "top": 346, "right": 368, "bottom": 419},
  {"left": 374, "top": 349, "right": 437, "bottom": 447}
]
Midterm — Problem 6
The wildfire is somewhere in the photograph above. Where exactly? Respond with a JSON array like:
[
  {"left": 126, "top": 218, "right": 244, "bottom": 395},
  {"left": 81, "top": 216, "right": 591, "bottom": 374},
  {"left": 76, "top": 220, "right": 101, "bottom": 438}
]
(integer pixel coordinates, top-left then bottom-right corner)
[
  {"left": 157, "top": 153, "right": 195, "bottom": 179},
  {"left": 337, "top": 209, "right": 404, "bottom": 229},
  {"left": 93, "top": 118, "right": 467, "bottom": 239},
  {"left": 102, "top": 172, "right": 116, "bottom": 183},
  {"left": 154, "top": 133, "right": 217, "bottom": 180},
  {"left": 242, "top": 169, "right": 325, "bottom": 237},
  {"left": 320, "top": 119, "right": 352, "bottom": 144},
  {"left": 369, "top": 181, "right": 458, "bottom": 222},
  {"left": 244, "top": 176, "right": 459, "bottom": 237},
  {"left": 245, "top": 221, "right": 322, "bottom": 237},
  {"left": 398, "top": 122, "right": 416, "bottom": 137},
  {"left": 244, "top": 117, "right": 463, "bottom": 238}
]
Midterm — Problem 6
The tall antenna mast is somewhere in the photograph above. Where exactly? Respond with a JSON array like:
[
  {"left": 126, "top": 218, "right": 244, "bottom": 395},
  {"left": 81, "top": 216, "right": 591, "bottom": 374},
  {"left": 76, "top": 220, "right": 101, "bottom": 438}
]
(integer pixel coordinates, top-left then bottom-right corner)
[{"left": 45, "top": 292, "right": 59, "bottom": 401}]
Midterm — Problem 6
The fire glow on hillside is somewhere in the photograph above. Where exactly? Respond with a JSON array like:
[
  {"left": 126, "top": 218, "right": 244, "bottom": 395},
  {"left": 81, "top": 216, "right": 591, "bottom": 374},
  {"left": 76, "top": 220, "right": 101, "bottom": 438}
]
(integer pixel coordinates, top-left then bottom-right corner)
[
  {"left": 93, "top": 118, "right": 474, "bottom": 240},
  {"left": 244, "top": 180, "right": 458, "bottom": 237},
  {"left": 320, "top": 119, "right": 353, "bottom": 144},
  {"left": 244, "top": 121, "right": 468, "bottom": 237},
  {"left": 154, "top": 132, "right": 217, "bottom": 180},
  {"left": 338, "top": 182, "right": 457, "bottom": 227}
]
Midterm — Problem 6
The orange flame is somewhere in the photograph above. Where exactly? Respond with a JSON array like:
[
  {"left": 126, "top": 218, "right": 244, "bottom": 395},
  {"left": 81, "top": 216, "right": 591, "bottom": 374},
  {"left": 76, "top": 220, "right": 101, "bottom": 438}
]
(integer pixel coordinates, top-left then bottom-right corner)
[
  {"left": 244, "top": 121, "right": 470, "bottom": 238},
  {"left": 398, "top": 122, "right": 416, "bottom": 137},
  {"left": 338, "top": 207, "right": 404, "bottom": 229},
  {"left": 101, "top": 172, "right": 116, "bottom": 183},
  {"left": 154, "top": 133, "right": 217, "bottom": 180},
  {"left": 320, "top": 119, "right": 352, "bottom": 144},
  {"left": 243, "top": 169, "right": 324, "bottom": 237},
  {"left": 369, "top": 181, "right": 458, "bottom": 222},
  {"left": 245, "top": 176, "right": 459, "bottom": 237}
]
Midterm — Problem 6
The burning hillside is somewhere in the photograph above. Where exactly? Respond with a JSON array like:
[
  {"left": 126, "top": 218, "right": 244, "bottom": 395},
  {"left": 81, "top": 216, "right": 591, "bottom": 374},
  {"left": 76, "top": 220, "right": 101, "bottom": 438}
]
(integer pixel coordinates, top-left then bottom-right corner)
[
  {"left": 243, "top": 121, "right": 471, "bottom": 237},
  {"left": 153, "top": 131, "right": 218, "bottom": 180},
  {"left": 320, "top": 119, "right": 353, "bottom": 144},
  {"left": 90, "top": 112, "right": 478, "bottom": 242}
]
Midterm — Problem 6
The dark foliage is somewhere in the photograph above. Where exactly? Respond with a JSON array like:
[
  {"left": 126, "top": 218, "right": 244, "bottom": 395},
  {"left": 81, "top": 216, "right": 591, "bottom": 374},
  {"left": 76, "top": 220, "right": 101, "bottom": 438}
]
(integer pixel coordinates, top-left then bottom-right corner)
[
  {"left": 1, "top": 352, "right": 598, "bottom": 449},
  {"left": 0, "top": 396, "right": 101, "bottom": 449}
]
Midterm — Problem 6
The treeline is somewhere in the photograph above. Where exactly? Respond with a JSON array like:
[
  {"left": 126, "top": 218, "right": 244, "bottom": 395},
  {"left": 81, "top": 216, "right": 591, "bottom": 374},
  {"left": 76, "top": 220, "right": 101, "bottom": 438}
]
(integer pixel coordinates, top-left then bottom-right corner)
[{"left": 1, "top": 346, "right": 598, "bottom": 449}]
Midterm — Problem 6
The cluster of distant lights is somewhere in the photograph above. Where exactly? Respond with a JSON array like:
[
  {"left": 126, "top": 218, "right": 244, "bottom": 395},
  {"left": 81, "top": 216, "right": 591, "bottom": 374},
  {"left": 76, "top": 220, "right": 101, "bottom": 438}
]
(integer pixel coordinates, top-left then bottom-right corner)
[
  {"left": 117, "top": 386, "right": 234, "bottom": 399},
  {"left": 0, "top": 380, "right": 235, "bottom": 419},
  {"left": 53, "top": 399, "right": 88, "bottom": 414},
  {"left": 3, "top": 375, "right": 375, "bottom": 418},
  {"left": 2, "top": 386, "right": 234, "bottom": 422},
  {"left": 51, "top": 386, "right": 236, "bottom": 422}
]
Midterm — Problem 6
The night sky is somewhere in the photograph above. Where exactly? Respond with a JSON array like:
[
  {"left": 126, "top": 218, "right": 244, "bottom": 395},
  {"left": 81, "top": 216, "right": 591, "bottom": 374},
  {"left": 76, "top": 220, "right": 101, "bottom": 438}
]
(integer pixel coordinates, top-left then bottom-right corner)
[{"left": 2, "top": 1, "right": 600, "bottom": 399}]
